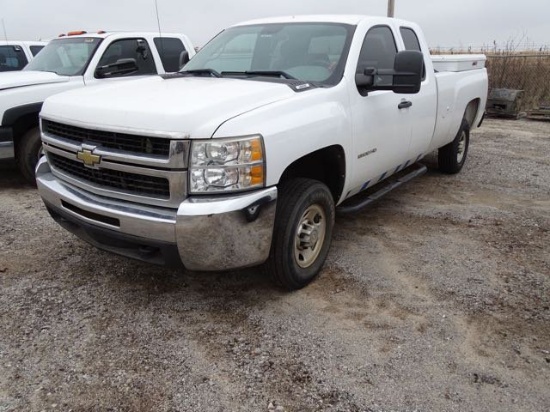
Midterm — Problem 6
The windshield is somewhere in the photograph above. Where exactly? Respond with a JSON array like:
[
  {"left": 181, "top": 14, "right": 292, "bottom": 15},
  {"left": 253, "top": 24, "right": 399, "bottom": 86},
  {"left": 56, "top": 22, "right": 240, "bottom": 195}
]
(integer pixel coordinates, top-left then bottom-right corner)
[
  {"left": 183, "top": 23, "right": 355, "bottom": 86},
  {"left": 24, "top": 37, "right": 102, "bottom": 76}
]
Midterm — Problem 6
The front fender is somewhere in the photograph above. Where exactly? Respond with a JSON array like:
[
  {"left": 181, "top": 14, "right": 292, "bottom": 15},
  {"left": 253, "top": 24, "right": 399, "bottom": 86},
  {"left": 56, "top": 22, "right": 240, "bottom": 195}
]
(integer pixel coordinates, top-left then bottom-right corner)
[{"left": 213, "top": 86, "right": 352, "bottom": 188}]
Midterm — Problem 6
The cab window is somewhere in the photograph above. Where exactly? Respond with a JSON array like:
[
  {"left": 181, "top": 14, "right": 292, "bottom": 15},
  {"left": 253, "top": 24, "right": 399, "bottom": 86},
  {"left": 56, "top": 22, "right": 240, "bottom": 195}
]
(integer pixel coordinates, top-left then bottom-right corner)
[
  {"left": 400, "top": 27, "right": 421, "bottom": 51},
  {"left": 30, "top": 45, "right": 44, "bottom": 56},
  {"left": 356, "top": 26, "right": 398, "bottom": 88},
  {"left": 154, "top": 37, "right": 187, "bottom": 72},
  {"left": 0, "top": 45, "right": 28, "bottom": 71},
  {"left": 96, "top": 38, "right": 156, "bottom": 78},
  {"left": 400, "top": 27, "right": 426, "bottom": 80}
]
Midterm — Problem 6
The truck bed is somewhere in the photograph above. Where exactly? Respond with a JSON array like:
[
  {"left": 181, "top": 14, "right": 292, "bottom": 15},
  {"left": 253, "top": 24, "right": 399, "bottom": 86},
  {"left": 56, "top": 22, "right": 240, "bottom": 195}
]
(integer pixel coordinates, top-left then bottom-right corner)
[{"left": 429, "top": 55, "right": 488, "bottom": 152}]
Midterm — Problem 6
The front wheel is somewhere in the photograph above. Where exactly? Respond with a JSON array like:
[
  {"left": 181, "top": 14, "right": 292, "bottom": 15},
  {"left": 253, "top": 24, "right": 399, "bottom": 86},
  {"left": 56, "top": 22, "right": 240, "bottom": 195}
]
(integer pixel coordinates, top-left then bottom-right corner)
[
  {"left": 265, "top": 178, "right": 335, "bottom": 291},
  {"left": 438, "top": 118, "right": 470, "bottom": 174},
  {"left": 16, "top": 127, "right": 42, "bottom": 185}
]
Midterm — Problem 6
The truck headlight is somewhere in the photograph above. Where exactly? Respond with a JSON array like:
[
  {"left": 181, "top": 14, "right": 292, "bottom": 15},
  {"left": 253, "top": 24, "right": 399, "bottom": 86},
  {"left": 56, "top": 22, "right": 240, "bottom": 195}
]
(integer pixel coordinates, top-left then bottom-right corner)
[{"left": 189, "top": 135, "right": 265, "bottom": 193}]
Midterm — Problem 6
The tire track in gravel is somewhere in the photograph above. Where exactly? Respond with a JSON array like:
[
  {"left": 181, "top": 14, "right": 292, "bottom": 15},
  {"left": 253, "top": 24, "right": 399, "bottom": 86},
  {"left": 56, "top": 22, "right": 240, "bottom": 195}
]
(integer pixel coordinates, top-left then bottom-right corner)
[{"left": 327, "top": 161, "right": 550, "bottom": 411}]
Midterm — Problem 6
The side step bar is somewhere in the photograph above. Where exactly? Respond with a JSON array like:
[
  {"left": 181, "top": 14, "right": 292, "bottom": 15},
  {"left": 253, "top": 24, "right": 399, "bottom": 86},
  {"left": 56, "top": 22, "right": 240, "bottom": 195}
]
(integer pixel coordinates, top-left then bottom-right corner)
[{"left": 337, "top": 163, "right": 427, "bottom": 215}]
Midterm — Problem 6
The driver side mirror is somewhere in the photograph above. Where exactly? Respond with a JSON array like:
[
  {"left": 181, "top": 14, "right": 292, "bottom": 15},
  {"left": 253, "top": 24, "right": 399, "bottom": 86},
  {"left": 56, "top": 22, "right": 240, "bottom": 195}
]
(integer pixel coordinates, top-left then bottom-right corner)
[
  {"left": 355, "top": 50, "right": 424, "bottom": 95},
  {"left": 95, "top": 58, "right": 138, "bottom": 79}
]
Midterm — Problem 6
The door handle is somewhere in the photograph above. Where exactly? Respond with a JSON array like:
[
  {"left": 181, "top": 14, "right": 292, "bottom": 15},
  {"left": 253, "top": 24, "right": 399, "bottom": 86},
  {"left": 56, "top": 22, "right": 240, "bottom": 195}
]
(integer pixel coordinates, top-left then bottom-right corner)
[{"left": 398, "top": 101, "right": 413, "bottom": 109}]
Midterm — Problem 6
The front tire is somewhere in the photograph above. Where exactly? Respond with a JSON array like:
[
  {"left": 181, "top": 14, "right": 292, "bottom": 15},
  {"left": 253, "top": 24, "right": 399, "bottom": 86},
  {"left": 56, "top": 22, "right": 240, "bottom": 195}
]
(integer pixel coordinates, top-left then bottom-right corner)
[
  {"left": 16, "top": 127, "right": 42, "bottom": 185},
  {"left": 265, "top": 178, "right": 335, "bottom": 291},
  {"left": 438, "top": 118, "right": 470, "bottom": 174}
]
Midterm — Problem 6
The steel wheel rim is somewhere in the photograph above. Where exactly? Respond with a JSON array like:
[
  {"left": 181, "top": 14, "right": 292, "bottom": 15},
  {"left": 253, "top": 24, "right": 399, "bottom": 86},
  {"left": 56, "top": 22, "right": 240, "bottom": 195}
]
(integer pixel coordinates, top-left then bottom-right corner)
[
  {"left": 294, "top": 204, "right": 327, "bottom": 268},
  {"left": 457, "top": 131, "right": 467, "bottom": 164}
]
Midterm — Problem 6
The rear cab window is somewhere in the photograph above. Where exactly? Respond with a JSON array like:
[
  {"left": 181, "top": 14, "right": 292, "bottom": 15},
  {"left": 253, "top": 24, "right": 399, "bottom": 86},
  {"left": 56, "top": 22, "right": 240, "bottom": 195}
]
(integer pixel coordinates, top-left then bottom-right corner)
[
  {"left": 400, "top": 27, "right": 421, "bottom": 51},
  {"left": 30, "top": 45, "right": 44, "bottom": 56},
  {"left": 400, "top": 27, "right": 426, "bottom": 80},
  {"left": 0, "top": 45, "right": 29, "bottom": 71},
  {"left": 154, "top": 37, "right": 187, "bottom": 72}
]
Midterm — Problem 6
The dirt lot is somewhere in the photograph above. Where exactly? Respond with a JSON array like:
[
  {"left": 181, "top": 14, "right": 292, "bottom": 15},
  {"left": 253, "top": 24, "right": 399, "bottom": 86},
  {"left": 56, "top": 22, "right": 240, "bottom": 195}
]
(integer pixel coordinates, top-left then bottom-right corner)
[{"left": 1, "top": 118, "right": 549, "bottom": 412}]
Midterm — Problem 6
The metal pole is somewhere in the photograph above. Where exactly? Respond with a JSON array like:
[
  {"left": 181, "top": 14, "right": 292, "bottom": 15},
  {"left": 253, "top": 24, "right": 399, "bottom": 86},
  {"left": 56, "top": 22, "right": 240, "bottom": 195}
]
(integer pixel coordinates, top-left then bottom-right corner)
[{"left": 387, "top": 0, "right": 395, "bottom": 17}]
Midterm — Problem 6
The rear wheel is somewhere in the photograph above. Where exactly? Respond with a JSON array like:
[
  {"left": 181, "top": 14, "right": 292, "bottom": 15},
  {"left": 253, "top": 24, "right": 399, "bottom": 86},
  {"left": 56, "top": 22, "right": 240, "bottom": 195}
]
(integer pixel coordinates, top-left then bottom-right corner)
[
  {"left": 438, "top": 118, "right": 470, "bottom": 174},
  {"left": 16, "top": 127, "right": 42, "bottom": 185},
  {"left": 265, "top": 178, "right": 335, "bottom": 291}
]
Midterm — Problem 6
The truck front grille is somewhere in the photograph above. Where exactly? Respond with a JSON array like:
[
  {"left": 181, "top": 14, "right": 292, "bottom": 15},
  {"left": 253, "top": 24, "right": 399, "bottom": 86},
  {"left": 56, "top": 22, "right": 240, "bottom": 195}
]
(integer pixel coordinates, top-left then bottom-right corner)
[
  {"left": 43, "top": 120, "right": 171, "bottom": 157},
  {"left": 49, "top": 153, "right": 170, "bottom": 199}
]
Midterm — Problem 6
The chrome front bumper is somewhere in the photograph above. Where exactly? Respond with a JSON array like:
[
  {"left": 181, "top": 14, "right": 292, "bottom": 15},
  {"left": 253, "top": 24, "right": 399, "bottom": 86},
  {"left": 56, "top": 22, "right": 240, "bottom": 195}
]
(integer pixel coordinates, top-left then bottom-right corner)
[
  {"left": 36, "top": 157, "right": 277, "bottom": 271},
  {"left": 0, "top": 127, "right": 14, "bottom": 160}
]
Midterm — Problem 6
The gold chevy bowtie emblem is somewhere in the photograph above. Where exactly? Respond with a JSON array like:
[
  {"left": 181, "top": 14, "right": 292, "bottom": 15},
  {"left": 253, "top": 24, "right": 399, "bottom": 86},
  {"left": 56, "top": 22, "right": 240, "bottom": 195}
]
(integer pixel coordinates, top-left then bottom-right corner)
[{"left": 76, "top": 149, "right": 101, "bottom": 167}]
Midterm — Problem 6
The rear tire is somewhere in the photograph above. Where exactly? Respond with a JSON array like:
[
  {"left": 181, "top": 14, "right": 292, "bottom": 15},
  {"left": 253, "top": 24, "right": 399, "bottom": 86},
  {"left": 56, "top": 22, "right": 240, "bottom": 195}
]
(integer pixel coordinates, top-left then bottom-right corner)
[
  {"left": 438, "top": 119, "right": 470, "bottom": 174},
  {"left": 265, "top": 178, "right": 335, "bottom": 291},
  {"left": 16, "top": 127, "right": 42, "bottom": 185}
]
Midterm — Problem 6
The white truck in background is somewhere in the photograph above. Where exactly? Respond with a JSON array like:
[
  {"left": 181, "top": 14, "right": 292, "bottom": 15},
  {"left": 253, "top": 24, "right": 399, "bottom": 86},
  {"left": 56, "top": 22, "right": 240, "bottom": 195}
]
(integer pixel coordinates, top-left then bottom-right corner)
[
  {"left": 37, "top": 16, "right": 488, "bottom": 290},
  {"left": 0, "top": 40, "right": 47, "bottom": 72},
  {"left": 0, "top": 31, "right": 195, "bottom": 182}
]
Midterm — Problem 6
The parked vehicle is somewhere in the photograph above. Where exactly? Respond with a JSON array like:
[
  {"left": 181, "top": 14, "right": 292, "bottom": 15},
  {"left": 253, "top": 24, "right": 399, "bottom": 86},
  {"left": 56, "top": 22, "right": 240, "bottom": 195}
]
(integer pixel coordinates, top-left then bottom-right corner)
[
  {"left": 0, "top": 31, "right": 195, "bottom": 182},
  {"left": 0, "top": 40, "right": 47, "bottom": 72},
  {"left": 36, "top": 16, "right": 488, "bottom": 290}
]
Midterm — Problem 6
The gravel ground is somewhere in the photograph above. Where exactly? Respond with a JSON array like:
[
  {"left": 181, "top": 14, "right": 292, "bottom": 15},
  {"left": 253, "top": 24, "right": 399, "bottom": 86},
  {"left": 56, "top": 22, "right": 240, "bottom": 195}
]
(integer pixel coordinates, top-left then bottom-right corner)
[{"left": 1, "top": 118, "right": 549, "bottom": 412}]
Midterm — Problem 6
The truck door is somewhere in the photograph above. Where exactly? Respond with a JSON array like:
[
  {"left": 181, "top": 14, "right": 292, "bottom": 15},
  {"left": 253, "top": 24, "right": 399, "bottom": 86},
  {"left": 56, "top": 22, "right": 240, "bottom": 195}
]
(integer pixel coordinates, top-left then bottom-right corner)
[
  {"left": 348, "top": 25, "right": 412, "bottom": 194},
  {"left": 399, "top": 27, "right": 437, "bottom": 159}
]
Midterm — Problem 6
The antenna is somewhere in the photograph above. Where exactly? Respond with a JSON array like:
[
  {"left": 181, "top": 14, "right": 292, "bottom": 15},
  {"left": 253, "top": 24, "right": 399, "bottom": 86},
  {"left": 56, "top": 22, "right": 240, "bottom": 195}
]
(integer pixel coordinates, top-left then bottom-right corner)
[
  {"left": 154, "top": 0, "right": 162, "bottom": 37},
  {"left": 1, "top": 18, "right": 8, "bottom": 41},
  {"left": 154, "top": 0, "right": 165, "bottom": 57}
]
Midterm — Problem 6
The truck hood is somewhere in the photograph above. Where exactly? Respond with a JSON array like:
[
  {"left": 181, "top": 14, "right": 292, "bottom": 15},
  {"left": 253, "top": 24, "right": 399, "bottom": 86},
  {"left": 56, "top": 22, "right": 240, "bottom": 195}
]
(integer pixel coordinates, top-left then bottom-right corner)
[
  {"left": 42, "top": 76, "right": 297, "bottom": 138},
  {"left": 0, "top": 71, "right": 70, "bottom": 91}
]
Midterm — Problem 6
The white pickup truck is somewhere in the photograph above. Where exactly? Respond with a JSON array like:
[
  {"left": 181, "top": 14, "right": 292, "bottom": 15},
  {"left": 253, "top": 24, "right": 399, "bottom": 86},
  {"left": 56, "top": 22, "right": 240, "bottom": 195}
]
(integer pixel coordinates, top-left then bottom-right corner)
[
  {"left": 36, "top": 16, "right": 488, "bottom": 290},
  {"left": 0, "top": 31, "right": 194, "bottom": 182},
  {"left": 0, "top": 40, "right": 47, "bottom": 72}
]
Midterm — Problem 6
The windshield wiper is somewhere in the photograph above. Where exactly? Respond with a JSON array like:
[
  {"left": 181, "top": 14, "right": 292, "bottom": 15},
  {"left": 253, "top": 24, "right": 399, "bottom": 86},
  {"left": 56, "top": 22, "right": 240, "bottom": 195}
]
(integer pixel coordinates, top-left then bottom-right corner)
[
  {"left": 36, "top": 70, "right": 59, "bottom": 74},
  {"left": 179, "top": 68, "right": 221, "bottom": 78},
  {"left": 221, "top": 70, "right": 297, "bottom": 80}
]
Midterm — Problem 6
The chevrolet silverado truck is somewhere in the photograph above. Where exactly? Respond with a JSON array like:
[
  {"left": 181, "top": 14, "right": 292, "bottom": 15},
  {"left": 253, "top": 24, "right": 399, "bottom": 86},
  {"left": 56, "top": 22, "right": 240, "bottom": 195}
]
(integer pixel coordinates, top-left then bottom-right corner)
[
  {"left": 36, "top": 16, "right": 488, "bottom": 290},
  {"left": 0, "top": 31, "right": 194, "bottom": 182},
  {"left": 0, "top": 40, "right": 47, "bottom": 72}
]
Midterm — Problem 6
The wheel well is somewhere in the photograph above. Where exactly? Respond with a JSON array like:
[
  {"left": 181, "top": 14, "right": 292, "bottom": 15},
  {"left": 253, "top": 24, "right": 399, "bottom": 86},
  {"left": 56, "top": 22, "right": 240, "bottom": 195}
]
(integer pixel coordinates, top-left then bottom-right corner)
[
  {"left": 279, "top": 145, "right": 346, "bottom": 203},
  {"left": 11, "top": 112, "right": 39, "bottom": 155},
  {"left": 464, "top": 99, "right": 480, "bottom": 128}
]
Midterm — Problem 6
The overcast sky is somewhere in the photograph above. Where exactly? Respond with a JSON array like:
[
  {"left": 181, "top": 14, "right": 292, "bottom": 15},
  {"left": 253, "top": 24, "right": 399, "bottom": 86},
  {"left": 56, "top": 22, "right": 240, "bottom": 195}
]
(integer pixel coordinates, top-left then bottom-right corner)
[{"left": 1, "top": 0, "right": 548, "bottom": 50}]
